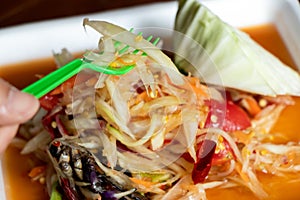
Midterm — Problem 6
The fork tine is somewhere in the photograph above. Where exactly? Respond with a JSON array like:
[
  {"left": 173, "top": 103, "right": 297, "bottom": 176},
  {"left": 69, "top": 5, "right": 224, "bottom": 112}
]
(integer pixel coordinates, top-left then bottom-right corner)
[
  {"left": 146, "top": 35, "right": 153, "bottom": 41},
  {"left": 152, "top": 37, "right": 160, "bottom": 46},
  {"left": 117, "top": 30, "right": 159, "bottom": 55},
  {"left": 141, "top": 36, "right": 160, "bottom": 56},
  {"left": 118, "top": 31, "right": 143, "bottom": 54},
  {"left": 114, "top": 28, "right": 134, "bottom": 49},
  {"left": 132, "top": 35, "right": 155, "bottom": 54}
]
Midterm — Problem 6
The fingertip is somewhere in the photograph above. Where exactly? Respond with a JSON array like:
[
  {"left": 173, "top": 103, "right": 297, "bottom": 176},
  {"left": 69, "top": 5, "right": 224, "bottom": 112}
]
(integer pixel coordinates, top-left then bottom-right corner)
[
  {"left": 8, "top": 90, "right": 40, "bottom": 123},
  {"left": 0, "top": 83, "right": 40, "bottom": 125}
]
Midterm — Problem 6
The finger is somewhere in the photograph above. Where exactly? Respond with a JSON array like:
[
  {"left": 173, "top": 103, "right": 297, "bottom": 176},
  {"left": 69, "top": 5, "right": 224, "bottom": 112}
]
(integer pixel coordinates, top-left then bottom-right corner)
[
  {"left": 0, "top": 79, "right": 40, "bottom": 126},
  {"left": 0, "top": 124, "right": 19, "bottom": 155}
]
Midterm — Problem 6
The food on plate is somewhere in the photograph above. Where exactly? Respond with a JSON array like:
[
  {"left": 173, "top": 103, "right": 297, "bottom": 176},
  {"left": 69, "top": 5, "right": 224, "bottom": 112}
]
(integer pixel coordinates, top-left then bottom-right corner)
[{"left": 9, "top": 1, "right": 300, "bottom": 200}]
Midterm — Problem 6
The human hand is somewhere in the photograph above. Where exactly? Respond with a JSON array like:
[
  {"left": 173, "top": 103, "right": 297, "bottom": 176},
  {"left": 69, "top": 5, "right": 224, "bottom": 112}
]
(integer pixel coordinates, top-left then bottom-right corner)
[{"left": 0, "top": 78, "right": 39, "bottom": 154}]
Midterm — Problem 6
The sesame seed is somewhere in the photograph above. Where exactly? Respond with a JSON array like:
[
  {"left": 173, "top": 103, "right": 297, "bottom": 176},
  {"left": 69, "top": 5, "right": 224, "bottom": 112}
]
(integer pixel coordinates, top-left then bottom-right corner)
[
  {"left": 259, "top": 99, "right": 267, "bottom": 107},
  {"left": 211, "top": 115, "right": 218, "bottom": 123},
  {"left": 51, "top": 121, "right": 57, "bottom": 128}
]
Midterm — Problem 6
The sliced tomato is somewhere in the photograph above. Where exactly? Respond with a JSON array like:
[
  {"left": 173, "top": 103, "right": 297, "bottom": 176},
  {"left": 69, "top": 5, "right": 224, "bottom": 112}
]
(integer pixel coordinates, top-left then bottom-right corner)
[
  {"left": 212, "top": 138, "right": 235, "bottom": 165},
  {"left": 223, "top": 101, "right": 251, "bottom": 131},
  {"left": 205, "top": 100, "right": 251, "bottom": 132}
]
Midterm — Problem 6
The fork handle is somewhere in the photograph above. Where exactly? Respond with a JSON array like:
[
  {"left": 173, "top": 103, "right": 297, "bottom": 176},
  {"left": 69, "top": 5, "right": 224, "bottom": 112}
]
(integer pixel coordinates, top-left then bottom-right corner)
[
  {"left": 22, "top": 59, "right": 135, "bottom": 99},
  {"left": 22, "top": 59, "right": 83, "bottom": 99}
]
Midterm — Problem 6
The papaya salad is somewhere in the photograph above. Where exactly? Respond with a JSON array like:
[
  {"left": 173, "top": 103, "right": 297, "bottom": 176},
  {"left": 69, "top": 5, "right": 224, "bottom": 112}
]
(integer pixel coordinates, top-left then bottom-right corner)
[{"left": 12, "top": 1, "right": 300, "bottom": 200}]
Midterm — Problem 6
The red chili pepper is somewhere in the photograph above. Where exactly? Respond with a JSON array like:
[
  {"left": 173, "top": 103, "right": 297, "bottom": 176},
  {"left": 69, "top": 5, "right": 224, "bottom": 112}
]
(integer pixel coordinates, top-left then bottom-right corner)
[
  {"left": 183, "top": 136, "right": 235, "bottom": 164},
  {"left": 192, "top": 139, "right": 216, "bottom": 184},
  {"left": 60, "top": 178, "right": 80, "bottom": 200},
  {"left": 42, "top": 108, "right": 65, "bottom": 139},
  {"left": 205, "top": 100, "right": 251, "bottom": 132},
  {"left": 39, "top": 94, "right": 60, "bottom": 111}
]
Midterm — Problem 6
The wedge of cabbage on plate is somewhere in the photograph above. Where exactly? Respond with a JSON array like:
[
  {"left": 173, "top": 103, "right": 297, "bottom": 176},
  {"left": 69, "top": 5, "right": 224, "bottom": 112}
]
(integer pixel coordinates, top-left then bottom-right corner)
[{"left": 174, "top": 0, "right": 300, "bottom": 97}]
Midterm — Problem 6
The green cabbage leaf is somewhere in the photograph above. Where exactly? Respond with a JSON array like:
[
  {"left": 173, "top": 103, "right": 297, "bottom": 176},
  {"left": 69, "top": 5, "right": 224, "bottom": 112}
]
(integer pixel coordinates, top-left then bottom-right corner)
[{"left": 174, "top": 0, "right": 300, "bottom": 96}]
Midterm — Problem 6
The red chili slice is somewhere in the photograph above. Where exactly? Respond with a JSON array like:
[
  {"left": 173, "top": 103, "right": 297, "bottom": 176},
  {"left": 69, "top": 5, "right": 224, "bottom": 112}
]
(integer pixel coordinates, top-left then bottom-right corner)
[
  {"left": 60, "top": 178, "right": 80, "bottom": 200},
  {"left": 192, "top": 139, "right": 216, "bottom": 184},
  {"left": 39, "top": 94, "right": 60, "bottom": 111}
]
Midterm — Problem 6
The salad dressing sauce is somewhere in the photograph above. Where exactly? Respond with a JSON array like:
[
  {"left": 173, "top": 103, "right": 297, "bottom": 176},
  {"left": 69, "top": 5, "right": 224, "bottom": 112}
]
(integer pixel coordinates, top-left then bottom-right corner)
[
  {"left": 1, "top": 23, "right": 300, "bottom": 200},
  {"left": 207, "top": 24, "right": 300, "bottom": 200}
]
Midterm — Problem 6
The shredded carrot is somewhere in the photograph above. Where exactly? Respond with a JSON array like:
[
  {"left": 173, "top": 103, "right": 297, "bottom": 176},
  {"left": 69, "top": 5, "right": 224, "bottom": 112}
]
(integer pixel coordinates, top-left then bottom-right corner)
[
  {"left": 129, "top": 90, "right": 153, "bottom": 107},
  {"left": 50, "top": 76, "right": 76, "bottom": 95},
  {"left": 112, "top": 75, "right": 120, "bottom": 81},
  {"left": 186, "top": 76, "right": 209, "bottom": 98},
  {"left": 130, "top": 177, "right": 155, "bottom": 189},
  {"left": 28, "top": 165, "right": 47, "bottom": 178},
  {"left": 163, "top": 71, "right": 208, "bottom": 99},
  {"left": 116, "top": 56, "right": 137, "bottom": 66},
  {"left": 241, "top": 96, "right": 261, "bottom": 116},
  {"left": 231, "top": 131, "right": 255, "bottom": 144},
  {"left": 235, "top": 163, "right": 250, "bottom": 182}
]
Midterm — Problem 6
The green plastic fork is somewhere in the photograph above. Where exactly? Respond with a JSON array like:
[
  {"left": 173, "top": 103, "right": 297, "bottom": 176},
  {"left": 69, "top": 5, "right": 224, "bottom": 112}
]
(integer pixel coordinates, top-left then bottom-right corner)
[{"left": 22, "top": 35, "right": 160, "bottom": 99}]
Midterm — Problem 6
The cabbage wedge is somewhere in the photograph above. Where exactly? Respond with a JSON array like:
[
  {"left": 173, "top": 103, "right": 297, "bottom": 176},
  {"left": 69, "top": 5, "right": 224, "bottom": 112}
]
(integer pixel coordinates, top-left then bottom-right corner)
[{"left": 174, "top": 0, "right": 300, "bottom": 96}]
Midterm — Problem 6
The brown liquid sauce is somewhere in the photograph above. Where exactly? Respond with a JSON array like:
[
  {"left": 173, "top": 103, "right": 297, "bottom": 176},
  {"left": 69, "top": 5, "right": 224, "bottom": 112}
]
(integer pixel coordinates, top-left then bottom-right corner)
[{"left": 1, "top": 24, "right": 300, "bottom": 200}]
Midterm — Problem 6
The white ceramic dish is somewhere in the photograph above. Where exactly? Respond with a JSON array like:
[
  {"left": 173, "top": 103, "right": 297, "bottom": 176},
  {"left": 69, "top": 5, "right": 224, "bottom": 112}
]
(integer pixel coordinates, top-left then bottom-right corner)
[{"left": 0, "top": 0, "right": 300, "bottom": 199}]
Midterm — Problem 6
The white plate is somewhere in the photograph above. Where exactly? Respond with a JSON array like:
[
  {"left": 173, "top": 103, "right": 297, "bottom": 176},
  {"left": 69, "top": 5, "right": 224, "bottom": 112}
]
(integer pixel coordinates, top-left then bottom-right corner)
[{"left": 0, "top": 0, "right": 300, "bottom": 199}]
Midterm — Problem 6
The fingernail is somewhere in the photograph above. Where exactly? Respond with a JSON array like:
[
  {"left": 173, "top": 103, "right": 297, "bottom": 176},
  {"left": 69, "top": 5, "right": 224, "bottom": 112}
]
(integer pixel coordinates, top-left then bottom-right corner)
[{"left": 7, "top": 88, "right": 39, "bottom": 121}]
